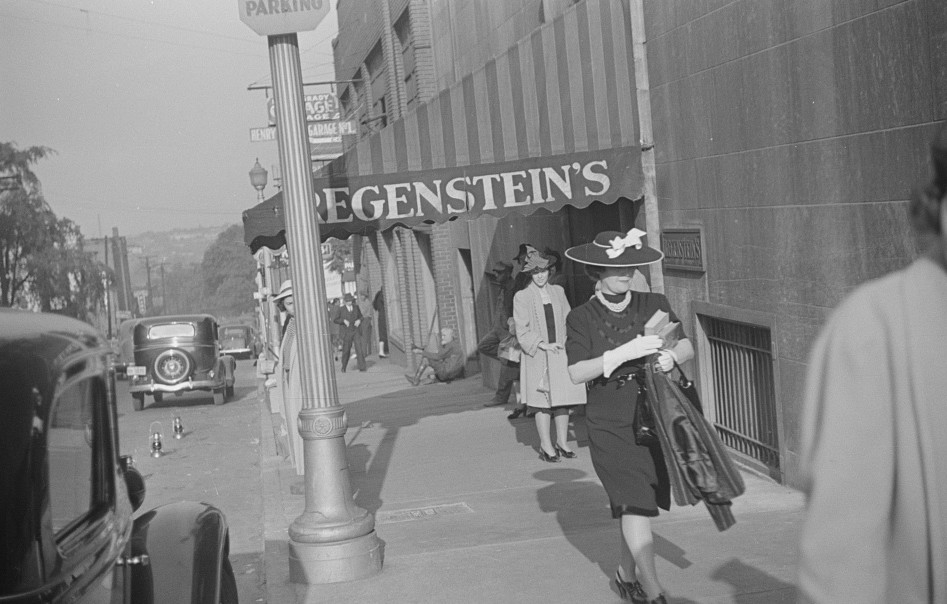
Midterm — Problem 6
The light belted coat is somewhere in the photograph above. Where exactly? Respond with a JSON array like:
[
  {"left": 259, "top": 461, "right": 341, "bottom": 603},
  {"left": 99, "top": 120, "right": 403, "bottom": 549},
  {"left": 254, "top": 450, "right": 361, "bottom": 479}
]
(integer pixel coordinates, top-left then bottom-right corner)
[
  {"left": 797, "top": 256, "right": 947, "bottom": 604},
  {"left": 274, "top": 316, "right": 304, "bottom": 475},
  {"left": 513, "top": 282, "right": 586, "bottom": 408}
]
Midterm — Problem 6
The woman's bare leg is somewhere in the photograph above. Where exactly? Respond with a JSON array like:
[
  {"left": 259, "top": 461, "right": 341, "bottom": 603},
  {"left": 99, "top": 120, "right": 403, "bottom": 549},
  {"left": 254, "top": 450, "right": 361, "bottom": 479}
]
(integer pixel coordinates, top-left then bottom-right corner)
[
  {"left": 534, "top": 410, "right": 555, "bottom": 455},
  {"left": 553, "top": 409, "right": 572, "bottom": 453},
  {"left": 619, "top": 528, "right": 638, "bottom": 582},
  {"left": 621, "top": 514, "right": 664, "bottom": 599}
]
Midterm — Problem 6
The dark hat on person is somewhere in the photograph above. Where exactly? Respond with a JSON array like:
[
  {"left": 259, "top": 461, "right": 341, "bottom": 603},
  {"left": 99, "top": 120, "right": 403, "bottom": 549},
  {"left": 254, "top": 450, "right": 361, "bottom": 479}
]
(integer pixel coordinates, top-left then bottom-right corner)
[
  {"left": 521, "top": 248, "right": 553, "bottom": 273},
  {"left": 272, "top": 280, "right": 293, "bottom": 302},
  {"left": 343, "top": 293, "right": 355, "bottom": 302},
  {"left": 513, "top": 243, "right": 540, "bottom": 265},
  {"left": 565, "top": 228, "right": 663, "bottom": 267}
]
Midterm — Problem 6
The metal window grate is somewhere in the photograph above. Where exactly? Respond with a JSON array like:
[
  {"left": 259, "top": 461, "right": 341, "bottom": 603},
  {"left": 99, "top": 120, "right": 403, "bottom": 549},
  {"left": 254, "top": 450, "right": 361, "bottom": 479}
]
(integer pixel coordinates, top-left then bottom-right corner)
[{"left": 702, "top": 316, "right": 780, "bottom": 473}]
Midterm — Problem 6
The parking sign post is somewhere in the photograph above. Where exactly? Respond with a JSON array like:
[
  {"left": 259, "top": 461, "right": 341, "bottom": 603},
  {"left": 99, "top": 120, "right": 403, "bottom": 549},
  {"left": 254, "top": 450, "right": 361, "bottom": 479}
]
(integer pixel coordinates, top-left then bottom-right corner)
[{"left": 239, "top": 2, "right": 382, "bottom": 585}]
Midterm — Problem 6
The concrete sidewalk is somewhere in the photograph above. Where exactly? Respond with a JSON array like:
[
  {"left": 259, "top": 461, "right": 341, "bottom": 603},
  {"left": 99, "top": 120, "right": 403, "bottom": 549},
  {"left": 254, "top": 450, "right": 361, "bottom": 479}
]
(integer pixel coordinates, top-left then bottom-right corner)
[{"left": 259, "top": 358, "right": 803, "bottom": 603}]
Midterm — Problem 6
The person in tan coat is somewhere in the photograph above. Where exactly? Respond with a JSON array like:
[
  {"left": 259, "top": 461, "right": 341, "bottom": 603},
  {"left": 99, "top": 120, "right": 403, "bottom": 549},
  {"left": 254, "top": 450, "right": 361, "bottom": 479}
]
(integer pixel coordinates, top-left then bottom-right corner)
[
  {"left": 271, "top": 280, "right": 305, "bottom": 475},
  {"left": 797, "top": 127, "right": 947, "bottom": 603},
  {"left": 513, "top": 248, "right": 586, "bottom": 462}
]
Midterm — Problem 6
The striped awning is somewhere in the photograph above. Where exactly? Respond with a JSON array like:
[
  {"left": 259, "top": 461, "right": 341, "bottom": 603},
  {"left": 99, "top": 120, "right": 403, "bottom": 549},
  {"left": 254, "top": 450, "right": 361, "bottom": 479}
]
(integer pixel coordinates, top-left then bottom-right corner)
[{"left": 244, "top": 0, "right": 640, "bottom": 252}]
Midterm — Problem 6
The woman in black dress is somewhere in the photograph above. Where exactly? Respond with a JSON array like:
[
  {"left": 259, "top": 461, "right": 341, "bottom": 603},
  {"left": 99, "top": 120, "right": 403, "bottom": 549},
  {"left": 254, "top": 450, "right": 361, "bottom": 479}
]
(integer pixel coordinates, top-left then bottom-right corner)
[{"left": 565, "top": 229, "right": 694, "bottom": 604}]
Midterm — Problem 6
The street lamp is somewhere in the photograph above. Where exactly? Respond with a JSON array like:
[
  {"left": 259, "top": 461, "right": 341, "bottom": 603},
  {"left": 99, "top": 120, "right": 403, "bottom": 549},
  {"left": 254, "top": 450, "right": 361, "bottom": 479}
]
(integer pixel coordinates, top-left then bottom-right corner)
[{"left": 249, "top": 159, "right": 268, "bottom": 201}]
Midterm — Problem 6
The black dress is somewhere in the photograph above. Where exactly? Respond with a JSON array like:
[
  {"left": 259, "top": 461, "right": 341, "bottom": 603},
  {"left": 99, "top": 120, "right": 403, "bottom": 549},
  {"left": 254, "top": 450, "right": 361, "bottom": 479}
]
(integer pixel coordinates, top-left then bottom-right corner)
[{"left": 566, "top": 291, "right": 680, "bottom": 517}]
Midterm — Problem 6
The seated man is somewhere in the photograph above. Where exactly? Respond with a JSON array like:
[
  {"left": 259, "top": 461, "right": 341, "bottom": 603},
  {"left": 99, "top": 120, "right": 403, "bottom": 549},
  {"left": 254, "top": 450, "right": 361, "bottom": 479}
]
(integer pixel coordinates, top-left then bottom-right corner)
[{"left": 406, "top": 327, "right": 465, "bottom": 386}]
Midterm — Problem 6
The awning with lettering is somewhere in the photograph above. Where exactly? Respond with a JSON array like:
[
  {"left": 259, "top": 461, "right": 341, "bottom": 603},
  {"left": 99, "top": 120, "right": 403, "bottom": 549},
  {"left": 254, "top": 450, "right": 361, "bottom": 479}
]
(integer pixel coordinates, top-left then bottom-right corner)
[
  {"left": 243, "top": 0, "right": 641, "bottom": 253},
  {"left": 243, "top": 145, "right": 641, "bottom": 251}
]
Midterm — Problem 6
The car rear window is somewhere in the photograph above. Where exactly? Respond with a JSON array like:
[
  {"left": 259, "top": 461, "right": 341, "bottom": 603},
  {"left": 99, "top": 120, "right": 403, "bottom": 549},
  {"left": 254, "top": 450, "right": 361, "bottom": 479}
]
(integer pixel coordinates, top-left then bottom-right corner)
[{"left": 148, "top": 324, "right": 195, "bottom": 339}]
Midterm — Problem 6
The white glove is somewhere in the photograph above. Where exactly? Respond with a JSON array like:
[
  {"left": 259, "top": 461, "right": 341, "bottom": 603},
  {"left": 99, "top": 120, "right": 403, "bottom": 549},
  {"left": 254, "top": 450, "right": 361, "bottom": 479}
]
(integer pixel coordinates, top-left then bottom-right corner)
[
  {"left": 602, "top": 335, "right": 662, "bottom": 378},
  {"left": 654, "top": 349, "right": 677, "bottom": 373}
]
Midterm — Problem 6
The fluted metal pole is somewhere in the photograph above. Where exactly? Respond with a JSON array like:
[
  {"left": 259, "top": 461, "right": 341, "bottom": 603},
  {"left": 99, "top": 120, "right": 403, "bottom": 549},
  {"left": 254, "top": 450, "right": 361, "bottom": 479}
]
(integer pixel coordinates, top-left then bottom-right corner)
[{"left": 267, "top": 33, "right": 382, "bottom": 584}]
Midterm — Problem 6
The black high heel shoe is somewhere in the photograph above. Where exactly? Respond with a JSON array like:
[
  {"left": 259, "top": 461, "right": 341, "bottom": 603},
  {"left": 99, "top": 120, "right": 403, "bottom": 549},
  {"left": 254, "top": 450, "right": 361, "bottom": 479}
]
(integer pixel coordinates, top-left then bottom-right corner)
[
  {"left": 507, "top": 406, "right": 527, "bottom": 420},
  {"left": 554, "top": 444, "right": 577, "bottom": 459},
  {"left": 538, "top": 448, "right": 561, "bottom": 463},
  {"left": 614, "top": 570, "right": 648, "bottom": 604}
]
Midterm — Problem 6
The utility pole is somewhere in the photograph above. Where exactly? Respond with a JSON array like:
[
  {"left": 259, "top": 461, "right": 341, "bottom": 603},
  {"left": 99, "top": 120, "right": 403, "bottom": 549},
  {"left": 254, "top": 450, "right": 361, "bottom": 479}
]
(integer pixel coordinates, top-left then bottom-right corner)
[
  {"left": 144, "top": 256, "right": 153, "bottom": 316},
  {"left": 104, "top": 235, "right": 113, "bottom": 339},
  {"left": 160, "top": 263, "right": 167, "bottom": 315}
]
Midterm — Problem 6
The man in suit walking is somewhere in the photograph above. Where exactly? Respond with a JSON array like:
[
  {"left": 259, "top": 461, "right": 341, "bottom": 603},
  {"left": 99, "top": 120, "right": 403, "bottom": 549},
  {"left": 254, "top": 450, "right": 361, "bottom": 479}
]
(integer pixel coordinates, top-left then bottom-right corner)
[{"left": 335, "top": 293, "right": 366, "bottom": 372}]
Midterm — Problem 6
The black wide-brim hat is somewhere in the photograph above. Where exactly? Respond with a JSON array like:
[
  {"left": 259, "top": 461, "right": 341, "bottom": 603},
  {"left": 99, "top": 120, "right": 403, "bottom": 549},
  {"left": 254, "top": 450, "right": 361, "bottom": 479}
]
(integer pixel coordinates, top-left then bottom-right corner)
[{"left": 565, "top": 229, "right": 664, "bottom": 267}]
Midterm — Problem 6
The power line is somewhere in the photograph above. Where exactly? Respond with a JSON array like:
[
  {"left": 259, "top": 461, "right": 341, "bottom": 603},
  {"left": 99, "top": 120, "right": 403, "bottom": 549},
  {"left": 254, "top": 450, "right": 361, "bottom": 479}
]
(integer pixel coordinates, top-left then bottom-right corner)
[
  {"left": 23, "top": 0, "right": 263, "bottom": 46},
  {"left": 0, "top": 12, "right": 262, "bottom": 58}
]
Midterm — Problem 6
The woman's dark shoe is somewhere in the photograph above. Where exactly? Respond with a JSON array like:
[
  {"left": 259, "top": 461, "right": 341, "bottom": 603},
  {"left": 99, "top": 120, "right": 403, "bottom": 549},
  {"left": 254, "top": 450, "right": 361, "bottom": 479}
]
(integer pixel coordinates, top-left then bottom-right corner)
[
  {"left": 555, "top": 444, "right": 577, "bottom": 459},
  {"left": 507, "top": 406, "right": 527, "bottom": 420},
  {"left": 614, "top": 571, "right": 648, "bottom": 603},
  {"left": 538, "top": 448, "right": 561, "bottom": 463}
]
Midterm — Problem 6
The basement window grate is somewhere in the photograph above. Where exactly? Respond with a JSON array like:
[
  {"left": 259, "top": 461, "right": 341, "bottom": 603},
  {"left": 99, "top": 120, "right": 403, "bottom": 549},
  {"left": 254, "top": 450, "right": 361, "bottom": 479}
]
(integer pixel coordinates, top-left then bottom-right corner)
[{"left": 702, "top": 316, "right": 780, "bottom": 474}]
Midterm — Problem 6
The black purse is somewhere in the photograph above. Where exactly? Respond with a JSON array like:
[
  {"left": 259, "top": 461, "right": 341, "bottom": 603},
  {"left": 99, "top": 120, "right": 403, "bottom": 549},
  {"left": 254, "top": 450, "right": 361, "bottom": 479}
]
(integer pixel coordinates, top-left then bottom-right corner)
[
  {"left": 674, "top": 363, "right": 703, "bottom": 415},
  {"left": 632, "top": 371, "right": 658, "bottom": 446}
]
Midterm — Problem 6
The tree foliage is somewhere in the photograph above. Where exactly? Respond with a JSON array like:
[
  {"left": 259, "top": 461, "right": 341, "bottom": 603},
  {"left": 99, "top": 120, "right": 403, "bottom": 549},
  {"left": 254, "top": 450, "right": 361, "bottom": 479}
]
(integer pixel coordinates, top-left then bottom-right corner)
[
  {"left": 200, "top": 224, "right": 257, "bottom": 317},
  {"left": 0, "top": 141, "right": 108, "bottom": 321}
]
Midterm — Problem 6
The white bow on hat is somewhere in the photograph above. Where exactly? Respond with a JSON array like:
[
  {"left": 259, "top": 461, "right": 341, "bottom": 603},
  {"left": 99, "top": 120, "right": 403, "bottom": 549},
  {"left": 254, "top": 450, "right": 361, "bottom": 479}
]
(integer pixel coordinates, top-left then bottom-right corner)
[{"left": 606, "top": 228, "right": 647, "bottom": 258}]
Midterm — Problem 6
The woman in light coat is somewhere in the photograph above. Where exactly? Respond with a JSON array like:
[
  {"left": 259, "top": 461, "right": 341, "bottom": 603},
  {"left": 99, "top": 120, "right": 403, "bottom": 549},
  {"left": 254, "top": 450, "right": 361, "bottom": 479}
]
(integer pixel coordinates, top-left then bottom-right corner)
[
  {"left": 513, "top": 248, "right": 586, "bottom": 462},
  {"left": 272, "top": 280, "right": 305, "bottom": 475}
]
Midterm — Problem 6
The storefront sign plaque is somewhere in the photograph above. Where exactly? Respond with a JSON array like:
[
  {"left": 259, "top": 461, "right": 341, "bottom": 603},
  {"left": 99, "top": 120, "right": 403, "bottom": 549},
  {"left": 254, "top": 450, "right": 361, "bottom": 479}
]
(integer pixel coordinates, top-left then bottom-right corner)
[{"left": 661, "top": 228, "right": 705, "bottom": 272}]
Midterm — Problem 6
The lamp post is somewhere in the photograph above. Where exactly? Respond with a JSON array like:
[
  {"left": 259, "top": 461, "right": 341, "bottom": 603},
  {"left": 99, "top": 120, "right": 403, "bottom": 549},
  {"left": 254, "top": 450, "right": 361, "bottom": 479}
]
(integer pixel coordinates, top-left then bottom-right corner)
[
  {"left": 239, "top": 2, "right": 381, "bottom": 584},
  {"left": 249, "top": 159, "right": 268, "bottom": 201},
  {"left": 250, "top": 161, "right": 277, "bottom": 397}
]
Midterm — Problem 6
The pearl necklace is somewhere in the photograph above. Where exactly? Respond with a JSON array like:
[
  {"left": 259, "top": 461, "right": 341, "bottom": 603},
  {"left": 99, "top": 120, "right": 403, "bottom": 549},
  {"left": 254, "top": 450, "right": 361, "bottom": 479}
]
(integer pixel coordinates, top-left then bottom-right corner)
[{"left": 595, "top": 289, "right": 631, "bottom": 313}]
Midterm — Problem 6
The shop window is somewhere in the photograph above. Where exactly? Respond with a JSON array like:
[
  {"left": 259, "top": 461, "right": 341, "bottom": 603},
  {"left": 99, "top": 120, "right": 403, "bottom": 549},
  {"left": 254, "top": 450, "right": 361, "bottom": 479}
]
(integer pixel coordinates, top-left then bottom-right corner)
[{"left": 395, "top": 9, "right": 418, "bottom": 109}]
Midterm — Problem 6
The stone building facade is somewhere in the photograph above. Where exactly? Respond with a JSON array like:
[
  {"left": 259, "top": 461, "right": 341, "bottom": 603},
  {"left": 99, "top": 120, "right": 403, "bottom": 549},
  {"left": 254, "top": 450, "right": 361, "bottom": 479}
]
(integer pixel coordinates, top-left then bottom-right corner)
[{"left": 325, "top": 0, "right": 947, "bottom": 487}]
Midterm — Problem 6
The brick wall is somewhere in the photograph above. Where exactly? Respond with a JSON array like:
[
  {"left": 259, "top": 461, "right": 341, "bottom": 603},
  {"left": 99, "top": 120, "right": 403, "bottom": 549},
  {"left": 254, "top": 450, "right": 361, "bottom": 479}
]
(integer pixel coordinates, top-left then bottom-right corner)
[{"left": 431, "top": 222, "right": 458, "bottom": 336}]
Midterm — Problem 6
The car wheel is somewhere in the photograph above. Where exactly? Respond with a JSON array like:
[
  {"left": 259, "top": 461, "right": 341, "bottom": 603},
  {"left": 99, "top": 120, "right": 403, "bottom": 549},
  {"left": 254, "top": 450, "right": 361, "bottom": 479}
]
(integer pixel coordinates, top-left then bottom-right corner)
[
  {"left": 225, "top": 384, "right": 234, "bottom": 400},
  {"left": 152, "top": 349, "right": 192, "bottom": 385},
  {"left": 213, "top": 388, "right": 225, "bottom": 405},
  {"left": 153, "top": 392, "right": 163, "bottom": 403},
  {"left": 132, "top": 393, "right": 145, "bottom": 411},
  {"left": 219, "top": 556, "right": 238, "bottom": 604}
]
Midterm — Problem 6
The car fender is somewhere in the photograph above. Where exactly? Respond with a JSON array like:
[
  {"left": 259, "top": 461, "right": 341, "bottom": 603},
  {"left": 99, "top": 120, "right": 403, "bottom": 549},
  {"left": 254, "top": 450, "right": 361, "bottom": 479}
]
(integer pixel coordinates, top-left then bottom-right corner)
[
  {"left": 217, "top": 355, "right": 236, "bottom": 386},
  {"left": 129, "top": 501, "right": 230, "bottom": 604}
]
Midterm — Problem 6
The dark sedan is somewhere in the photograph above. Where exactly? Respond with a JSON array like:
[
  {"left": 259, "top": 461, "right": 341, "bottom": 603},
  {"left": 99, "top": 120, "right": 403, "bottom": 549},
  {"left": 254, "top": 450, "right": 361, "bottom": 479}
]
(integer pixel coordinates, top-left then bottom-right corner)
[
  {"left": 0, "top": 309, "right": 237, "bottom": 603},
  {"left": 127, "top": 315, "right": 236, "bottom": 410}
]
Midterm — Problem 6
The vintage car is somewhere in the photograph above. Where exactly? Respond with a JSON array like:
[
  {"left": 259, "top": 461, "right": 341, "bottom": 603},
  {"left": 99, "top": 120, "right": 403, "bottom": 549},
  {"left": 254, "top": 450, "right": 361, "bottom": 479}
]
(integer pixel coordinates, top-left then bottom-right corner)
[
  {"left": 218, "top": 324, "right": 259, "bottom": 360},
  {"left": 127, "top": 315, "right": 236, "bottom": 411},
  {"left": 0, "top": 309, "right": 237, "bottom": 603}
]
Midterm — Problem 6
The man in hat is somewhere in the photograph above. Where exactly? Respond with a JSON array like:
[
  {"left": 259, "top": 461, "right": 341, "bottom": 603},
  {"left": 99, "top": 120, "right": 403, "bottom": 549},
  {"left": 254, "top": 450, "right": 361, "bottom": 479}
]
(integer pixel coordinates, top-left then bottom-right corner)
[
  {"left": 269, "top": 280, "right": 306, "bottom": 474},
  {"left": 334, "top": 293, "right": 366, "bottom": 372},
  {"left": 407, "top": 327, "right": 465, "bottom": 386},
  {"left": 357, "top": 292, "right": 374, "bottom": 358}
]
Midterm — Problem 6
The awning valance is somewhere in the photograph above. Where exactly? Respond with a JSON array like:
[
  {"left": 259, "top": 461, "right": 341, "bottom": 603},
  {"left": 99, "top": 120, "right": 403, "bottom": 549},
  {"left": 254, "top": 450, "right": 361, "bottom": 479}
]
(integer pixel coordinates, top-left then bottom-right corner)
[
  {"left": 243, "top": 145, "right": 641, "bottom": 251},
  {"left": 244, "top": 0, "right": 642, "bottom": 253}
]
